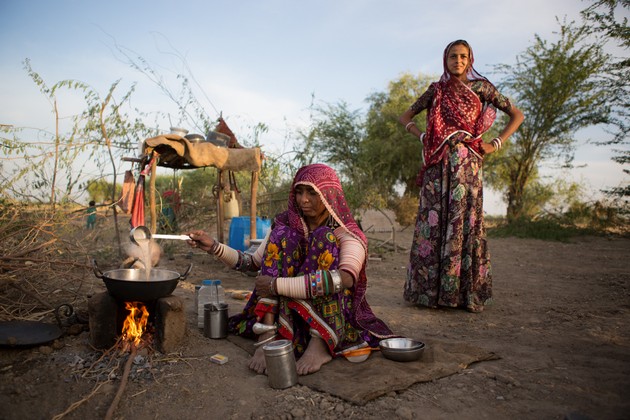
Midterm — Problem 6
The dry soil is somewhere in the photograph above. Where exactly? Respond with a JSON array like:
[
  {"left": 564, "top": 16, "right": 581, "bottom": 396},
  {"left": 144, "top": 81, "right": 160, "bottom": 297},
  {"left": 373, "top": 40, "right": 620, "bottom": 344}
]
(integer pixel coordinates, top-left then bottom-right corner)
[{"left": 1, "top": 230, "right": 629, "bottom": 420}]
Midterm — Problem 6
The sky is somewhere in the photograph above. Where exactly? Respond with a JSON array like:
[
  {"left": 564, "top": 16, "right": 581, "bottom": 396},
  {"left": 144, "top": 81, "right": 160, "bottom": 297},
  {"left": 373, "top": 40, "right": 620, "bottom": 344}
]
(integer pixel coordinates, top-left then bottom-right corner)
[{"left": 1, "top": 0, "right": 628, "bottom": 215}]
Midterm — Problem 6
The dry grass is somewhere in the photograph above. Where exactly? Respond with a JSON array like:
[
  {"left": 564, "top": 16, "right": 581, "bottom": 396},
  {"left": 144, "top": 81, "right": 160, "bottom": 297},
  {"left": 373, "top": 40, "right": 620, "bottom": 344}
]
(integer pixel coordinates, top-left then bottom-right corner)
[{"left": 0, "top": 204, "right": 99, "bottom": 322}]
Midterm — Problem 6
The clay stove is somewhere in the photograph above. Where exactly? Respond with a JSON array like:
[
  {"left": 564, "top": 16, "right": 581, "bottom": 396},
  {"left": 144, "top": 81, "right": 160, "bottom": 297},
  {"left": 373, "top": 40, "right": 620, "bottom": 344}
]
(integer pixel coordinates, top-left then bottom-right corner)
[{"left": 88, "top": 292, "right": 186, "bottom": 353}]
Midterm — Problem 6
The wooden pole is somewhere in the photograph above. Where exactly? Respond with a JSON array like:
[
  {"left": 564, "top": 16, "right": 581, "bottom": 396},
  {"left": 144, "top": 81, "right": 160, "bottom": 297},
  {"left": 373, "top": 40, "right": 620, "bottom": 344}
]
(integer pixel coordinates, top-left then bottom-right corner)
[
  {"left": 250, "top": 171, "right": 259, "bottom": 240},
  {"left": 149, "top": 156, "right": 158, "bottom": 233},
  {"left": 216, "top": 170, "right": 224, "bottom": 243}
]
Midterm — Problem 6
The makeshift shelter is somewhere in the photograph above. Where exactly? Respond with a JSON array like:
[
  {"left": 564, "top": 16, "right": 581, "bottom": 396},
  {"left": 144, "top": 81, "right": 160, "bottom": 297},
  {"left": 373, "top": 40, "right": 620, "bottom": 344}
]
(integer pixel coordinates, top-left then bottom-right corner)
[{"left": 130, "top": 120, "right": 263, "bottom": 243}]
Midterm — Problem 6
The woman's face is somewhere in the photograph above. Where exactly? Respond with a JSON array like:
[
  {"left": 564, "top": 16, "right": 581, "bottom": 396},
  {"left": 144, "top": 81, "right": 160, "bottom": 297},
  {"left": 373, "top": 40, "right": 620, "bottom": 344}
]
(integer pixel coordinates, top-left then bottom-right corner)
[
  {"left": 294, "top": 184, "right": 327, "bottom": 221},
  {"left": 446, "top": 43, "right": 470, "bottom": 81}
]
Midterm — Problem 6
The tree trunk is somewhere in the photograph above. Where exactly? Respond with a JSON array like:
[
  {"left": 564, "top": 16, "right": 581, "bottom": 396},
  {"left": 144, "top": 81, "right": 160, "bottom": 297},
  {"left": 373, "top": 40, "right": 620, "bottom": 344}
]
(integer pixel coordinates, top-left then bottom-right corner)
[{"left": 505, "top": 155, "right": 534, "bottom": 223}]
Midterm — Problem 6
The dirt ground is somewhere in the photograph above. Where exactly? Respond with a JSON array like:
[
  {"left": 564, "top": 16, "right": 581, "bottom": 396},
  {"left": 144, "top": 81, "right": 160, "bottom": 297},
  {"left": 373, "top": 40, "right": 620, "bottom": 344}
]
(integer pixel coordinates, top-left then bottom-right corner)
[{"left": 1, "top": 227, "right": 629, "bottom": 420}]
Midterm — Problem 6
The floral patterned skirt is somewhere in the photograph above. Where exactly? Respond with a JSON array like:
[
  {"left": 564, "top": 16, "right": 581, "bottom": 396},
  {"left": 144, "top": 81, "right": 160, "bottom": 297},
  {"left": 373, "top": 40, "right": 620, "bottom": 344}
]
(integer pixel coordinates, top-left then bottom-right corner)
[
  {"left": 228, "top": 225, "right": 370, "bottom": 357},
  {"left": 404, "top": 139, "right": 492, "bottom": 312}
]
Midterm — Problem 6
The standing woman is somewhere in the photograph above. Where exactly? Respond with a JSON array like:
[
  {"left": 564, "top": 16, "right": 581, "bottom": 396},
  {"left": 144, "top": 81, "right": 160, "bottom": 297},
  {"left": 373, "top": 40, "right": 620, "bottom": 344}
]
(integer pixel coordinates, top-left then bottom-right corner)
[{"left": 399, "top": 40, "right": 524, "bottom": 312}]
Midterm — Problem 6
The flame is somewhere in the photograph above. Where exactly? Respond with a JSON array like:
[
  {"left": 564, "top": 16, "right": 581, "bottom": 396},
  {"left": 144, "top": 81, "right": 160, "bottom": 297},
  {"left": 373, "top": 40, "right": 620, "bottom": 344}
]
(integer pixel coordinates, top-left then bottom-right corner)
[{"left": 122, "top": 301, "right": 149, "bottom": 347}]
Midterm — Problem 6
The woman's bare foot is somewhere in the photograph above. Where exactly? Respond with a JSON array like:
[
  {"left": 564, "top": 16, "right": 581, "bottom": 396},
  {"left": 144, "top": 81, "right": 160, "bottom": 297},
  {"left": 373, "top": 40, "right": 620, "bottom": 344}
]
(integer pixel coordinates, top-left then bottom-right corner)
[
  {"left": 296, "top": 336, "right": 332, "bottom": 375},
  {"left": 248, "top": 346, "right": 267, "bottom": 374},
  {"left": 249, "top": 331, "right": 274, "bottom": 374}
]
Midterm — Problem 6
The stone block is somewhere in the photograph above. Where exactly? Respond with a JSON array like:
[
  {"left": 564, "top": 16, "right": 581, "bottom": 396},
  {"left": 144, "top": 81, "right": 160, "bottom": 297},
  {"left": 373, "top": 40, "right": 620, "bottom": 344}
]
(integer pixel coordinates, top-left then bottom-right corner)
[
  {"left": 155, "top": 295, "right": 186, "bottom": 353},
  {"left": 87, "top": 292, "right": 118, "bottom": 349}
]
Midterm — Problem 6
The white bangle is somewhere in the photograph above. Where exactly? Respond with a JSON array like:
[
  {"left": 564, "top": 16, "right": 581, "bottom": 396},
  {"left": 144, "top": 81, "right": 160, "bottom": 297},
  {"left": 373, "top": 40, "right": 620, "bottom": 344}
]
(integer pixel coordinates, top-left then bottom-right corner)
[
  {"left": 491, "top": 137, "right": 503, "bottom": 150},
  {"left": 420, "top": 133, "right": 426, "bottom": 142},
  {"left": 405, "top": 121, "right": 415, "bottom": 132}
]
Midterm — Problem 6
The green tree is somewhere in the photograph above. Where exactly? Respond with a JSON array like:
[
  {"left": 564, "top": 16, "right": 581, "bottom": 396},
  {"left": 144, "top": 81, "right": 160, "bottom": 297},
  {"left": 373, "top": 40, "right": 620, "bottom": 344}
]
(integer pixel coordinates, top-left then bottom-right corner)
[
  {"left": 86, "top": 179, "right": 122, "bottom": 203},
  {"left": 581, "top": 0, "right": 629, "bottom": 204},
  {"left": 293, "top": 74, "right": 433, "bottom": 214},
  {"left": 292, "top": 100, "right": 385, "bottom": 213},
  {"left": 363, "top": 73, "right": 437, "bottom": 197},
  {"left": 1, "top": 60, "right": 95, "bottom": 207},
  {"left": 297, "top": 101, "right": 364, "bottom": 179},
  {"left": 493, "top": 19, "right": 614, "bottom": 221}
]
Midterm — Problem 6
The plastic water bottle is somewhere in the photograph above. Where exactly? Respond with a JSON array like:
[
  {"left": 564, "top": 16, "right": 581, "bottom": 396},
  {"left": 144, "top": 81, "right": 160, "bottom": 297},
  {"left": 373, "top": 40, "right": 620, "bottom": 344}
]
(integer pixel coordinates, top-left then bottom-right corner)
[
  {"left": 198, "top": 280, "right": 226, "bottom": 328},
  {"left": 198, "top": 280, "right": 216, "bottom": 329},
  {"left": 214, "top": 280, "right": 226, "bottom": 306}
]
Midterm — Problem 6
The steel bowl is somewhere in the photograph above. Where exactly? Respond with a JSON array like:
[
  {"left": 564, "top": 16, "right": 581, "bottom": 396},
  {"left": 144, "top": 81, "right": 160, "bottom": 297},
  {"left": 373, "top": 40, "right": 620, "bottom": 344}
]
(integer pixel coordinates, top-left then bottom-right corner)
[
  {"left": 379, "top": 338, "right": 425, "bottom": 362},
  {"left": 184, "top": 133, "right": 206, "bottom": 144},
  {"left": 206, "top": 131, "right": 230, "bottom": 147},
  {"left": 170, "top": 127, "right": 188, "bottom": 137}
]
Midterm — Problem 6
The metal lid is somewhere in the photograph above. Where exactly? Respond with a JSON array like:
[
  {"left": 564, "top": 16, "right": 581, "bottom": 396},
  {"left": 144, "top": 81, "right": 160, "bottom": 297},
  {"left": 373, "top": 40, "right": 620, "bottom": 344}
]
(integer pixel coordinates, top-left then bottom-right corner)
[
  {"left": 262, "top": 339, "right": 293, "bottom": 356},
  {"left": 204, "top": 303, "right": 228, "bottom": 311}
]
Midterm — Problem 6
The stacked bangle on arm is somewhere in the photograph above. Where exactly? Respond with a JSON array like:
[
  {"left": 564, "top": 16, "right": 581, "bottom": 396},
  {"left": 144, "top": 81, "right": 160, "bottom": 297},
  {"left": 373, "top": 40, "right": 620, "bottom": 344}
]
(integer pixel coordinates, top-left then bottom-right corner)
[
  {"left": 491, "top": 137, "right": 503, "bottom": 151},
  {"left": 405, "top": 121, "right": 416, "bottom": 132},
  {"left": 274, "top": 270, "right": 345, "bottom": 299}
]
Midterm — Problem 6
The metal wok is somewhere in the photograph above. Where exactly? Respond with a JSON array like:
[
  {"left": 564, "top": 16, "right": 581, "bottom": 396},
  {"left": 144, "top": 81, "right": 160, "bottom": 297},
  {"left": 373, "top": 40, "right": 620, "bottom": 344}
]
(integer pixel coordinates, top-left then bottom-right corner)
[
  {"left": 93, "top": 260, "right": 192, "bottom": 301},
  {"left": 0, "top": 304, "right": 74, "bottom": 347},
  {"left": 0, "top": 320, "right": 62, "bottom": 347}
]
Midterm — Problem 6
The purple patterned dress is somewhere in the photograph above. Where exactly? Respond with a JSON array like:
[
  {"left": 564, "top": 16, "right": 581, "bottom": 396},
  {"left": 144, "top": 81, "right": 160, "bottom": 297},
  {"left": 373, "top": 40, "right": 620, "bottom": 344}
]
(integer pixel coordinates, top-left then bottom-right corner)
[{"left": 228, "top": 163, "right": 395, "bottom": 358}]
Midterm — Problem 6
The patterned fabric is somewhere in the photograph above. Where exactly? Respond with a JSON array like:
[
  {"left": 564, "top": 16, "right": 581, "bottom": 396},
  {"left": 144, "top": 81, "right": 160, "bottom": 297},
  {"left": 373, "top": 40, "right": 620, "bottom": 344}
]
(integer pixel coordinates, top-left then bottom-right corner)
[
  {"left": 284, "top": 164, "right": 367, "bottom": 247},
  {"left": 409, "top": 41, "right": 512, "bottom": 177},
  {"left": 228, "top": 163, "right": 395, "bottom": 357},
  {"left": 404, "top": 137, "right": 492, "bottom": 312},
  {"left": 404, "top": 41, "right": 509, "bottom": 312}
]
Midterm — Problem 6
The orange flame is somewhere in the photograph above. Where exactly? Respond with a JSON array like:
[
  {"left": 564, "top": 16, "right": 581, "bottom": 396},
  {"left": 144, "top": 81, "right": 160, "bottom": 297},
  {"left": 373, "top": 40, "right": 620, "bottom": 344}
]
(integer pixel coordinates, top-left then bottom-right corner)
[{"left": 122, "top": 301, "right": 149, "bottom": 347}]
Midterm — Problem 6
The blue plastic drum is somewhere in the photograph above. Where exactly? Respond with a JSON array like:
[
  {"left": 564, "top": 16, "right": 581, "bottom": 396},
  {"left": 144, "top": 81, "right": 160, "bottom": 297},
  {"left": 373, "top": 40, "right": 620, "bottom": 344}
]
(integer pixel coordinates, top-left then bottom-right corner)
[{"left": 228, "top": 217, "right": 271, "bottom": 251}]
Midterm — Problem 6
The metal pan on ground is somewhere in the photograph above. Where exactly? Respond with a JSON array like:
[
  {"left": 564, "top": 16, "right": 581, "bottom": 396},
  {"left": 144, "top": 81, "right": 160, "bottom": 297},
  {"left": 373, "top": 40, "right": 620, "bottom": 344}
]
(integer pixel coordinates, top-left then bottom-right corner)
[{"left": 0, "top": 320, "right": 62, "bottom": 347}]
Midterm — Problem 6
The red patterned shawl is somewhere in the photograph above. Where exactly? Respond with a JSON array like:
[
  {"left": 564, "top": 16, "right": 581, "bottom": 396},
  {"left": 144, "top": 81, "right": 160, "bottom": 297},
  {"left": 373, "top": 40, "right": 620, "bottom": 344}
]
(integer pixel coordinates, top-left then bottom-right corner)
[{"left": 422, "top": 41, "right": 497, "bottom": 170}]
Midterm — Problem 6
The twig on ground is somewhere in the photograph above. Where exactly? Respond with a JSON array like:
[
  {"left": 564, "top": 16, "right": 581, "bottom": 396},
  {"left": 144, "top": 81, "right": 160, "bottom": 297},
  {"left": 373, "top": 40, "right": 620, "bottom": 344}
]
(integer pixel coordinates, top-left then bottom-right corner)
[
  {"left": 51, "top": 380, "right": 111, "bottom": 420},
  {"left": 7, "top": 281, "right": 55, "bottom": 310},
  {"left": 105, "top": 345, "right": 137, "bottom": 420}
]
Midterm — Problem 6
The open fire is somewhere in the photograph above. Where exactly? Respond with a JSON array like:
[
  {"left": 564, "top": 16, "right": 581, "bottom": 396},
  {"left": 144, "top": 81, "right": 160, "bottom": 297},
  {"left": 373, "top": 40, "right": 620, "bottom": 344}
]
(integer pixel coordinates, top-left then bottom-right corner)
[
  {"left": 121, "top": 301, "right": 151, "bottom": 350},
  {"left": 88, "top": 292, "right": 186, "bottom": 353}
]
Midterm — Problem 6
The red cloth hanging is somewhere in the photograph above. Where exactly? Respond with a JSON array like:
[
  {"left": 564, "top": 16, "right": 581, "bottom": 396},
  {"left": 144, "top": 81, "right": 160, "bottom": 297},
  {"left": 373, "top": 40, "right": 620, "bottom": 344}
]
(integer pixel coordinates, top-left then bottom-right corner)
[
  {"left": 130, "top": 158, "right": 155, "bottom": 228},
  {"left": 215, "top": 117, "right": 243, "bottom": 149},
  {"left": 130, "top": 174, "right": 145, "bottom": 228}
]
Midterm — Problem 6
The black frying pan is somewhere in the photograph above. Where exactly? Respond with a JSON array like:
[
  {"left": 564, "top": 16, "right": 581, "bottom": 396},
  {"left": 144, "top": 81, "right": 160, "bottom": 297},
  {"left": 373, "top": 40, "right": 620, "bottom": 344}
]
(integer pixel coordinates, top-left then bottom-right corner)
[{"left": 0, "top": 320, "right": 62, "bottom": 347}]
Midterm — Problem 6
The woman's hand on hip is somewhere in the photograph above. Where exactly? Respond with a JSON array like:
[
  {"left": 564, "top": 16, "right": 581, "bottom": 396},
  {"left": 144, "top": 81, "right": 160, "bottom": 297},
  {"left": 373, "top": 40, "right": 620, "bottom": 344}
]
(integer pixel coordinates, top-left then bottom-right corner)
[{"left": 481, "top": 142, "right": 496, "bottom": 155}]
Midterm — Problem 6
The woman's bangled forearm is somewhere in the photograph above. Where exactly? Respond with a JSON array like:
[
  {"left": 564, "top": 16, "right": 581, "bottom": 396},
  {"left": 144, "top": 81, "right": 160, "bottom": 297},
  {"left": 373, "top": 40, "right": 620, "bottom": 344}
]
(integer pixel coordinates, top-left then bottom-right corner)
[
  {"left": 275, "top": 270, "right": 345, "bottom": 299},
  {"left": 209, "top": 242, "right": 260, "bottom": 273}
]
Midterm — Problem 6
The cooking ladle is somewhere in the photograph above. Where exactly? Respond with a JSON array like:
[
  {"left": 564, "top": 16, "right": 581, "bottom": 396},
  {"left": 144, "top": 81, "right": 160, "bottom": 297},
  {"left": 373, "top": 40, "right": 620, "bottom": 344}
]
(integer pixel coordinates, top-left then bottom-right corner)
[{"left": 130, "top": 226, "right": 191, "bottom": 245}]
